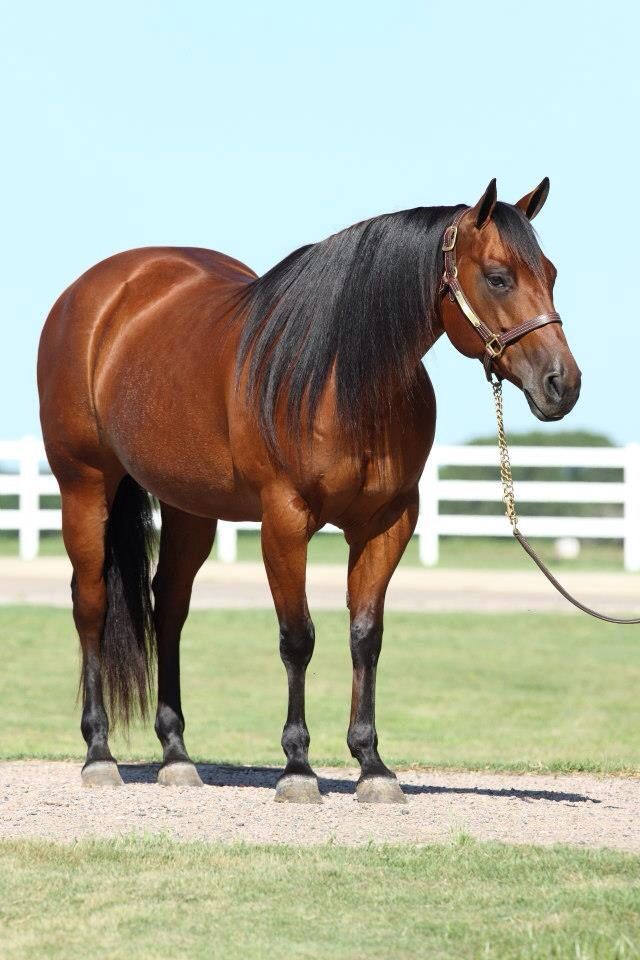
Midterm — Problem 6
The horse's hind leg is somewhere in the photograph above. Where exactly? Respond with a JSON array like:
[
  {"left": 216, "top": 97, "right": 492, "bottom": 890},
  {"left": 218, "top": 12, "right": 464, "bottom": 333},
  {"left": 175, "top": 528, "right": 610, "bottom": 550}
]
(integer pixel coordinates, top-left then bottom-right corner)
[
  {"left": 346, "top": 495, "right": 419, "bottom": 803},
  {"left": 152, "top": 504, "right": 216, "bottom": 787},
  {"left": 261, "top": 494, "right": 321, "bottom": 803},
  {"left": 60, "top": 469, "right": 123, "bottom": 786}
]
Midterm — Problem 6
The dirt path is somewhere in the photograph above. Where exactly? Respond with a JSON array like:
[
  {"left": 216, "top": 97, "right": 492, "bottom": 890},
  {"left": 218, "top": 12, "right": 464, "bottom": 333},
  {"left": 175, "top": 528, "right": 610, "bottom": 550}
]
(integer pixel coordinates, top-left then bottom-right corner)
[
  {"left": 3, "top": 557, "right": 640, "bottom": 613},
  {"left": 1, "top": 761, "right": 638, "bottom": 851}
]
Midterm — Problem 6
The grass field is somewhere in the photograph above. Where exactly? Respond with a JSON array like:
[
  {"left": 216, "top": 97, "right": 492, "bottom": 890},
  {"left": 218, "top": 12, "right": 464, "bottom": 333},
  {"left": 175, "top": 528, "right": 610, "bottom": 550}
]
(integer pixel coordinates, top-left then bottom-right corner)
[
  {"left": 1, "top": 836, "right": 639, "bottom": 959},
  {"left": 2, "top": 605, "right": 639, "bottom": 960},
  {"left": 1, "top": 606, "right": 639, "bottom": 773},
  {"left": 0, "top": 529, "right": 626, "bottom": 569}
]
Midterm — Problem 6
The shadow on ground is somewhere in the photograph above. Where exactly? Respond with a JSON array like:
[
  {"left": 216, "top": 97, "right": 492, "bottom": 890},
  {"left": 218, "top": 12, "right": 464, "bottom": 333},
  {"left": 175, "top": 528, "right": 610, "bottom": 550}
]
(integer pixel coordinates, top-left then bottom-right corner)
[{"left": 118, "top": 763, "right": 600, "bottom": 804}]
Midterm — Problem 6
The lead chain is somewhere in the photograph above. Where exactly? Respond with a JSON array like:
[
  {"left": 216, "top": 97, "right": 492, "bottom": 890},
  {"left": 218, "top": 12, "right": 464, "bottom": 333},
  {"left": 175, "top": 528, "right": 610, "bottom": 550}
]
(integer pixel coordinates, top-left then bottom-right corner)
[{"left": 491, "top": 379, "right": 519, "bottom": 530}]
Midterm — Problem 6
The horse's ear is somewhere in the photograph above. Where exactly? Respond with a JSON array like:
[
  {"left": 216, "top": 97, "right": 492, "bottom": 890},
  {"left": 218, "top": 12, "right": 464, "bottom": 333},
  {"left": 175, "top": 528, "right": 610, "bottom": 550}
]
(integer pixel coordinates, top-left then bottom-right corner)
[
  {"left": 471, "top": 178, "right": 497, "bottom": 230},
  {"left": 515, "top": 177, "right": 550, "bottom": 221}
]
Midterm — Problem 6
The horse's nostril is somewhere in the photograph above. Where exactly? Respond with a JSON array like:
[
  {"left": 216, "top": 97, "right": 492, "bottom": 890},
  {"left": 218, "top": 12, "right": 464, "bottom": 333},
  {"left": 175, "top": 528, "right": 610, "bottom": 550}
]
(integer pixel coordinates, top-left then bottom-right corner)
[{"left": 543, "top": 370, "right": 565, "bottom": 403}]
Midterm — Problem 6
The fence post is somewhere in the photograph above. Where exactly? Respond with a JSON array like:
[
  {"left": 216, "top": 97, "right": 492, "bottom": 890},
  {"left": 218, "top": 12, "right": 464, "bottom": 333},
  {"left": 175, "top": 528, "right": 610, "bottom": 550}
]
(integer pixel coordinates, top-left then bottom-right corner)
[
  {"left": 19, "top": 436, "right": 41, "bottom": 561},
  {"left": 419, "top": 453, "right": 439, "bottom": 566},
  {"left": 216, "top": 521, "right": 238, "bottom": 563},
  {"left": 624, "top": 442, "right": 640, "bottom": 572}
]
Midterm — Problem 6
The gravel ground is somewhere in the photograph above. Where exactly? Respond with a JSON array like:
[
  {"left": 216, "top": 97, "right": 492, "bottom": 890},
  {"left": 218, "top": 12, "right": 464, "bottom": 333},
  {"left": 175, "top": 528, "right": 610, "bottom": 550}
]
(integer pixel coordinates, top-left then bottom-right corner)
[{"left": 1, "top": 761, "right": 638, "bottom": 850}]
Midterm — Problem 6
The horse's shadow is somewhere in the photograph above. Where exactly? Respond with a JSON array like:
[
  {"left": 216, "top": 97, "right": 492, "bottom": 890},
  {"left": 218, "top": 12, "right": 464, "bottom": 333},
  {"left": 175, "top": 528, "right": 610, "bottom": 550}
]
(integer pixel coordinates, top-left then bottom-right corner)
[{"left": 118, "top": 763, "right": 600, "bottom": 805}]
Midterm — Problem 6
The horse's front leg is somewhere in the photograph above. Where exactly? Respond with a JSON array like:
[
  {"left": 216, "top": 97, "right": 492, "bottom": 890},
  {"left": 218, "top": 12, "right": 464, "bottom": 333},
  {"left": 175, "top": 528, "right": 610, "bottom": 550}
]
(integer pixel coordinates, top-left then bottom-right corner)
[
  {"left": 346, "top": 495, "right": 419, "bottom": 803},
  {"left": 261, "top": 492, "right": 321, "bottom": 803}
]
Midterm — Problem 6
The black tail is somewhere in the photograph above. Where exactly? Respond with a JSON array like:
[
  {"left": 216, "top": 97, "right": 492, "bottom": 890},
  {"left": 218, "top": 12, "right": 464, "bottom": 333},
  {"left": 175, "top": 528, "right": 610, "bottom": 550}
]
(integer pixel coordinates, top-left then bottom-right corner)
[{"left": 101, "top": 475, "right": 157, "bottom": 728}]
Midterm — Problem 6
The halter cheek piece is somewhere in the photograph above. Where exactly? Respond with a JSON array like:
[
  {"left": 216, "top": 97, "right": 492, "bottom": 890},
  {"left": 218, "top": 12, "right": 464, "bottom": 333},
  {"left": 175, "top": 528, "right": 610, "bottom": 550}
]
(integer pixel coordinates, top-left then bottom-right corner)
[{"left": 440, "top": 207, "right": 562, "bottom": 381}]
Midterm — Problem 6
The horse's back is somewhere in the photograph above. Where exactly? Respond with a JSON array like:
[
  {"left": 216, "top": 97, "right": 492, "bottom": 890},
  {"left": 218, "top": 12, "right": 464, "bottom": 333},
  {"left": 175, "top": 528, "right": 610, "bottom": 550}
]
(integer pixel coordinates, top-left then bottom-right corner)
[{"left": 40, "top": 245, "right": 255, "bottom": 347}]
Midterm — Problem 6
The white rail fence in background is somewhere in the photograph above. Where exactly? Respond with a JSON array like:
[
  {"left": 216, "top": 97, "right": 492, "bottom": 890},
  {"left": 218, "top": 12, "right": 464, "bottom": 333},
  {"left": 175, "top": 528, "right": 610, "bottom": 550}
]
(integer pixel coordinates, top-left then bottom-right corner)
[{"left": 2, "top": 437, "right": 640, "bottom": 570}]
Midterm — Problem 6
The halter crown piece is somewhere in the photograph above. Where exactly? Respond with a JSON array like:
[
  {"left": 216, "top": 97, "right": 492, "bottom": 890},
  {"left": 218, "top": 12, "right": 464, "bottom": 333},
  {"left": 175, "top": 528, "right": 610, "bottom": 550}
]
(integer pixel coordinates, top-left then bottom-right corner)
[{"left": 440, "top": 207, "right": 562, "bottom": 381}]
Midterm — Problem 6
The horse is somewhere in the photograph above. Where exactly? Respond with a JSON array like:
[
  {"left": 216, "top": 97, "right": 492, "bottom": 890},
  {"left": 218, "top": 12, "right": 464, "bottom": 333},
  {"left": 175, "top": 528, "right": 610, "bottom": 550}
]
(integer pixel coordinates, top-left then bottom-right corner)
[{"left": 38, "top": 178, "right": 581, "bottom": 803}]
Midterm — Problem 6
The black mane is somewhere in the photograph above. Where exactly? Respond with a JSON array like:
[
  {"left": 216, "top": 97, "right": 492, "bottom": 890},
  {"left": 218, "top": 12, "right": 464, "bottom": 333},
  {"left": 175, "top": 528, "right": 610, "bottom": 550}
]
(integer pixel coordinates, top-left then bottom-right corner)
[{"left": 236, "top": 201, "right": 543, "bottom": 455}]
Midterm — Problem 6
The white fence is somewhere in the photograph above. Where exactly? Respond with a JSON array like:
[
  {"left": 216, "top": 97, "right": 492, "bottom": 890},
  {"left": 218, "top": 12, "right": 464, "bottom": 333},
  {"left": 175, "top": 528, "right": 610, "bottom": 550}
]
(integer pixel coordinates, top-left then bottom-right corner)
[{"left": 2, "top": 437, "right": 640, "bottom": 570}]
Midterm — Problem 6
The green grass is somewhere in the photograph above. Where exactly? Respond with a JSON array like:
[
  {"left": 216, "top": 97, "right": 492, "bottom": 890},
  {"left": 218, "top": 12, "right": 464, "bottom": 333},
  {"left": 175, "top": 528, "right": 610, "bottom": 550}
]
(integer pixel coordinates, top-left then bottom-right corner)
[
  {"left": 1, "top": 606, "right": 639, "bottom": 773},
  {"left": 1, "top": 836, "right": 639, "bottom": 959},
  {"left": 0, "top": 530, "right": 626, "bottom": 568}
]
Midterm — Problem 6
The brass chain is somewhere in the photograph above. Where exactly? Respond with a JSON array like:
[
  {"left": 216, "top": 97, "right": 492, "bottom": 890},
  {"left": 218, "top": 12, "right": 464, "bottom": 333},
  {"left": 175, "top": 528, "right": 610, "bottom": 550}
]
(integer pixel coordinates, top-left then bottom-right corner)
[{"left": 491, "top": 379, "right": 519, "bottom": 530}]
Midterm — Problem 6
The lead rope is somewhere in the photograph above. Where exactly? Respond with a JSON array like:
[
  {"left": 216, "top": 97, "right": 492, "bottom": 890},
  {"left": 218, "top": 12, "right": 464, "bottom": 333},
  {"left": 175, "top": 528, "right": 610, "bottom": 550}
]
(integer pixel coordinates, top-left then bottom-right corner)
[{"left": 491, "top": 378, "right": 640, "bottom": 624}]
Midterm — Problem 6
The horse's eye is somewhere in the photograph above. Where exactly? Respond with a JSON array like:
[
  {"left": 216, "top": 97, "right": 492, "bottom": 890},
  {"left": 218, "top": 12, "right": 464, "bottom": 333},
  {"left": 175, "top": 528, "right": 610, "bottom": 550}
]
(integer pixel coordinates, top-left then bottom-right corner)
[{"left": 486, "top": 274, "right": 507, "bottom": 289}]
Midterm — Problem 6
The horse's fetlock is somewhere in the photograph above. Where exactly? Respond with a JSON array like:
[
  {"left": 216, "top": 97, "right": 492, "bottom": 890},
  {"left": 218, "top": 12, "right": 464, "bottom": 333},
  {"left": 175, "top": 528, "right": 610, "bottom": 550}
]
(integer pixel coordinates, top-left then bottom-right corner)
[
  {"left": 347, "top": 721, "right": 377, "bottom": 757},
  {"left": 282, "top": 721, "right": 310, "bottom": 756},
  {"left": 154, "top": 703, "right": 184, "bottom": 741},
  {"left": 81, "top": 705, "right": 109, "bottom": 745}
]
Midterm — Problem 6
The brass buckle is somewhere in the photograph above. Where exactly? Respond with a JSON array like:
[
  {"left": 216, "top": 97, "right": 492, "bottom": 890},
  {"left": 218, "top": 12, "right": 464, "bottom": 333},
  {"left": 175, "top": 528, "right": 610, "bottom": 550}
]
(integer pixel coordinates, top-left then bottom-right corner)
[
  {"left": 486, "top": 336, "right": 503, "bottom": 358},
  {"left": 442, "top": 225, "right": 457, "bottom": 252}
]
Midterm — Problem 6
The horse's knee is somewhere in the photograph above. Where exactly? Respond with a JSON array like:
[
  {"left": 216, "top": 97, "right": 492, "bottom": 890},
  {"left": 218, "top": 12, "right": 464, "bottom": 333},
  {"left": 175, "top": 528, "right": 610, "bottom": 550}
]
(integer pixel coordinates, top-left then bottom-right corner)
[
  {"left": 279, "top": 618, "right": 315, "bottom": 668},
  {"left": 350, "top": 615, "right": 382, "bottom": 668}
]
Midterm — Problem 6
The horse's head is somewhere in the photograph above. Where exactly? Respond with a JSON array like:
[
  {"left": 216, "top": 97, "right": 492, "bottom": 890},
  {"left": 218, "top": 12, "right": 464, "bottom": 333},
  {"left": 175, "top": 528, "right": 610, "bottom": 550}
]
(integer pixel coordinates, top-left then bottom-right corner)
[{"left": 440, "top": 179, "right": 581, "bottom": 421}]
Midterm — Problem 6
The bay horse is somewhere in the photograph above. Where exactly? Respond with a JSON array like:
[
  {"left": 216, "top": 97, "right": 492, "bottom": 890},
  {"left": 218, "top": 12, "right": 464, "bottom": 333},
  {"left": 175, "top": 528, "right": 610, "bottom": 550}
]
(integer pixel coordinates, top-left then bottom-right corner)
[{"left": 38, "top": 178, "right": 581, "bottom": 802}]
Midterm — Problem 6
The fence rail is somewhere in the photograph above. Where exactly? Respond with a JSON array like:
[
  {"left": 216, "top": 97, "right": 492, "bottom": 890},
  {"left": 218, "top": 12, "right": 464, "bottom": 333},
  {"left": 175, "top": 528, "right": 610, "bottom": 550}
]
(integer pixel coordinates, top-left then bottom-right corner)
[{"left": 2, "top": 437, "right": 640, "bottom": 570}]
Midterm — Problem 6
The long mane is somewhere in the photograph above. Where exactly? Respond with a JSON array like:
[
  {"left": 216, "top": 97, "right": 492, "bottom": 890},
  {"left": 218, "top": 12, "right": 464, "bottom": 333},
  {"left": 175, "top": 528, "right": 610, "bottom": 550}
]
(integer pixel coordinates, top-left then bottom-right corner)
[{"left": 236, "top": 201, "right": 542, "bottom": 455}]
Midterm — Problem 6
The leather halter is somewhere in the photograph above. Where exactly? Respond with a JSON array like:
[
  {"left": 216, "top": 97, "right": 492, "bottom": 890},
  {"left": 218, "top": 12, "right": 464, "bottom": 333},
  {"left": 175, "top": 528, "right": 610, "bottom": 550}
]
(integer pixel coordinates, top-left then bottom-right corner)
[{"left": 440, "top": 207, "right": 562, "bottom": 381}]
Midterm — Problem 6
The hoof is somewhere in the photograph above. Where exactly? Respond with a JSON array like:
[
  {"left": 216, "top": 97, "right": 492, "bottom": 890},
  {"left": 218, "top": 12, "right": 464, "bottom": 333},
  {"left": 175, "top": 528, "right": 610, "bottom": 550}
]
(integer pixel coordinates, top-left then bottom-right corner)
[
  {"left": 356, "top": 776, "right": 406, "bottom": 804},
  {"left": 81, "top": 761, "right": 123, "bottom": 787},
  {"left": 274, "top": 774, "right": 323, "bottom": 804},
  {"left": 158, "top": 763, "right": 203, "bottom": 787}
]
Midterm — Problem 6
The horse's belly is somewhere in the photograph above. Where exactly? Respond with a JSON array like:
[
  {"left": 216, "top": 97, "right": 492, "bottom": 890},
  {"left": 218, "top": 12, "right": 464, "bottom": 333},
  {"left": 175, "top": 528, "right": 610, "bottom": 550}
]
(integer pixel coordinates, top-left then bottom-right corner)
[{"left": 132, "top": 464, "right": 262, "bottom": 522}]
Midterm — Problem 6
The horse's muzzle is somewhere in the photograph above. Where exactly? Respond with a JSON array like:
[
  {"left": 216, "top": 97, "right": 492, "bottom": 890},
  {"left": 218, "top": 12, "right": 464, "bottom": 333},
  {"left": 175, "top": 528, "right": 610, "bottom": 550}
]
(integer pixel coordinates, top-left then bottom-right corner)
[{"left": 524, "top": 363, "right": 582, "bottom": 421}]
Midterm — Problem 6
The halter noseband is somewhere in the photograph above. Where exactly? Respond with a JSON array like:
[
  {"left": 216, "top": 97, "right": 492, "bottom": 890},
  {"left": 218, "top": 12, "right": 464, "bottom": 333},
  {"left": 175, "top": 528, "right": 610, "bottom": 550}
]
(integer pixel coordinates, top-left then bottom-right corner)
[{"left": 440, "top": 207, "right": 562, "bottom": 381}]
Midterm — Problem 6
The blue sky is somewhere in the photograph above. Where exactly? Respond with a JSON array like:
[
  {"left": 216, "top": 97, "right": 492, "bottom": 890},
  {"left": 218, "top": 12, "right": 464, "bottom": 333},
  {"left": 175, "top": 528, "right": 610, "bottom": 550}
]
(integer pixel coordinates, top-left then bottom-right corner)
[{"left": 2, "top": 0, "right": 638, "bottom": 444}]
